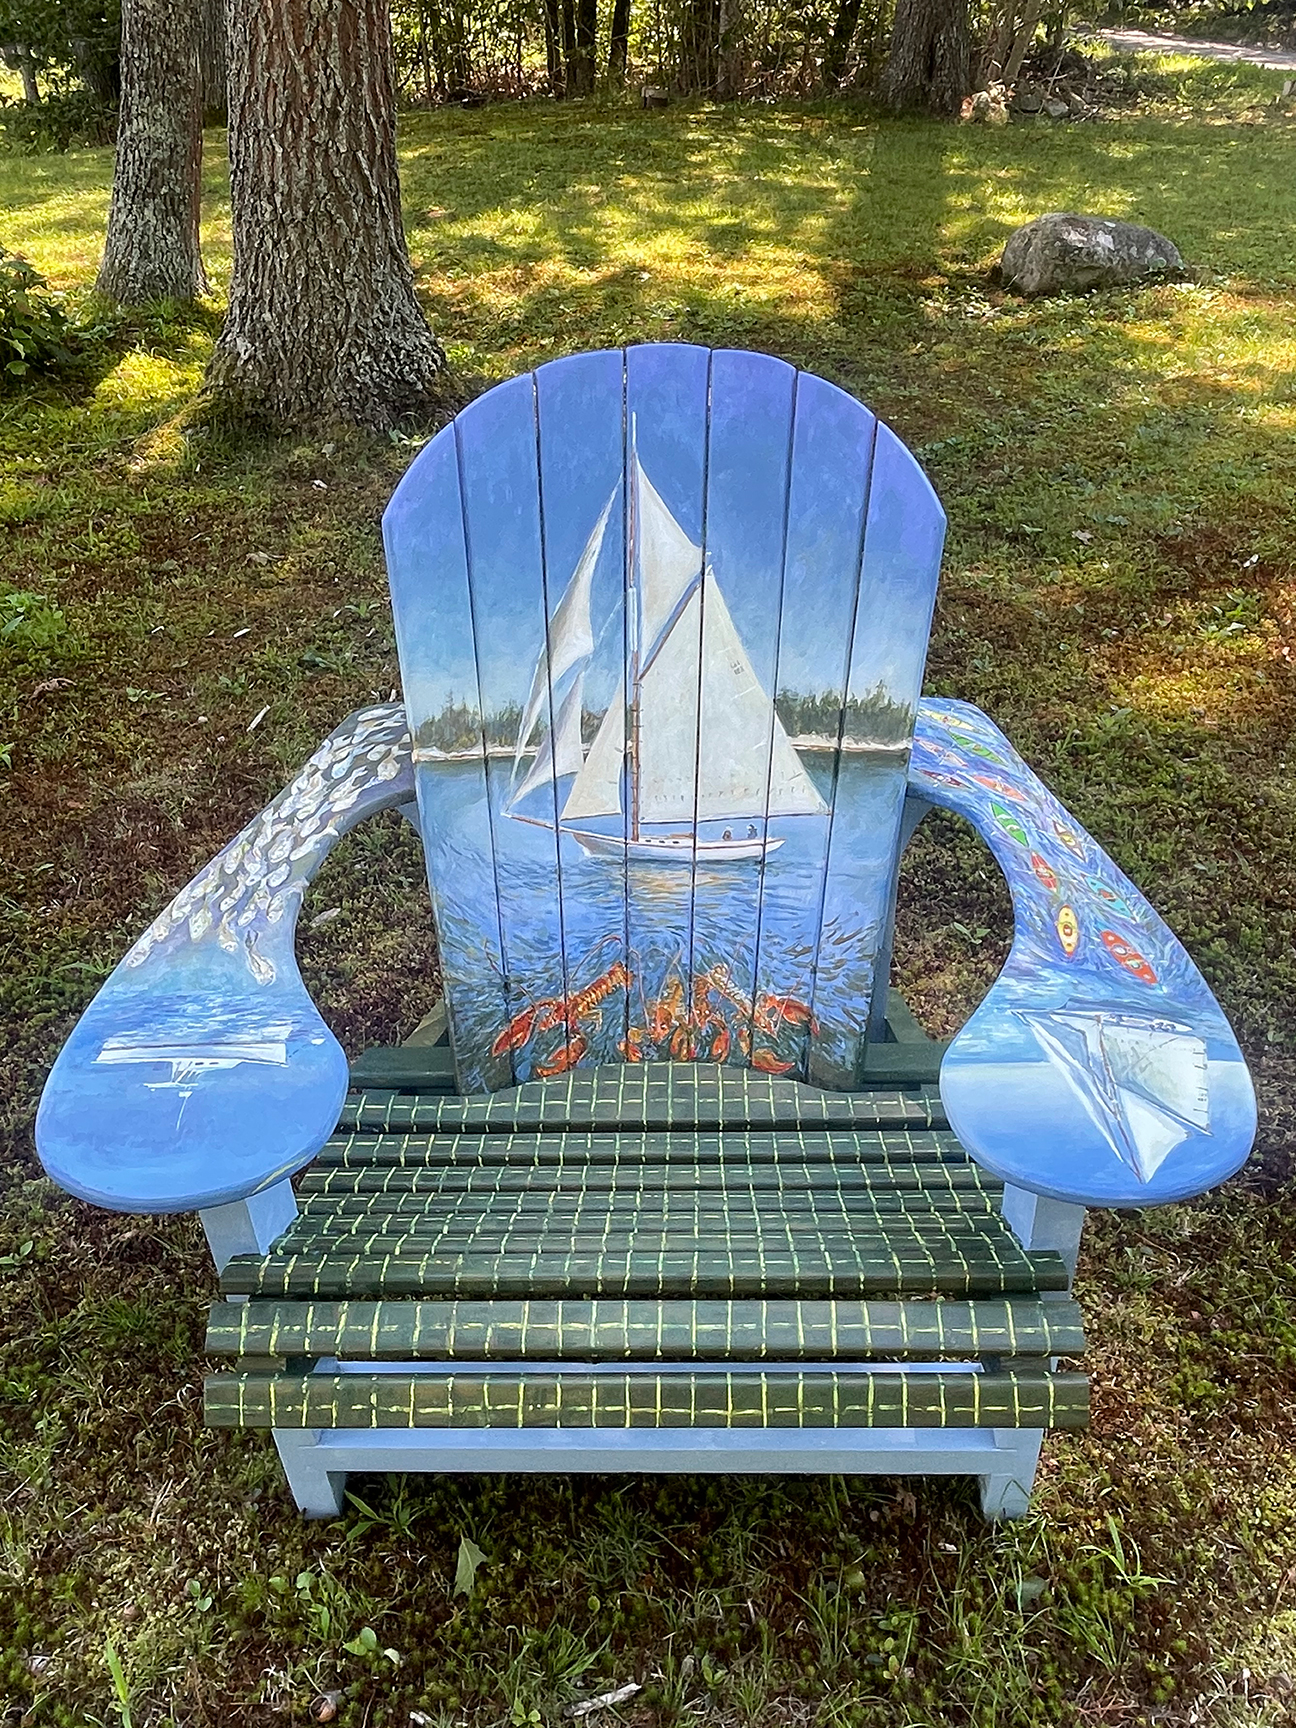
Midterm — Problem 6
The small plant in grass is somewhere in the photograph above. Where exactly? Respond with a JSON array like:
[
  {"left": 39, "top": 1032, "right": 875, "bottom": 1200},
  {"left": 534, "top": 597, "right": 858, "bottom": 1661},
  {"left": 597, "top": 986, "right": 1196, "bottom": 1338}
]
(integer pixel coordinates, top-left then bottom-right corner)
[
  {"left": 0, "top": 248, "right": 74, "bottom": 385},
  {"left": 0, "top": 246, "right": 115, "bottom": 390}
]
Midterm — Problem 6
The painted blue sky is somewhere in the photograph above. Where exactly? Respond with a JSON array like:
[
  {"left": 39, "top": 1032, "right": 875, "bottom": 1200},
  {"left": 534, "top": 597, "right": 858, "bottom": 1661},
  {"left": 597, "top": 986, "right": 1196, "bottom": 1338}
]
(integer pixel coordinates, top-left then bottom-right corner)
[{"left": 384, "top": 345, "right": 946, "bottom": 732}]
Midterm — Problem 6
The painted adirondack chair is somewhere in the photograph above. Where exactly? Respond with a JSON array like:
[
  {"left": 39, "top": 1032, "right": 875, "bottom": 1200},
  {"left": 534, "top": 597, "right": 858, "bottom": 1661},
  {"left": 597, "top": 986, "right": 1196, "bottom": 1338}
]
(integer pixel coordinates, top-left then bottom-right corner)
[{"left": 37, "top": 345, "right": 1256, "bottom": 1522}]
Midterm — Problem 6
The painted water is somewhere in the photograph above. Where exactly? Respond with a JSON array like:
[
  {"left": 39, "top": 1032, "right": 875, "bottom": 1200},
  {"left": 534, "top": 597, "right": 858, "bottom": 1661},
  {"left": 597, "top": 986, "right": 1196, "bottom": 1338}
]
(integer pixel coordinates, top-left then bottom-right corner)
[{"left": 422, "top": 750, "right": 906, "bottom": 1091}]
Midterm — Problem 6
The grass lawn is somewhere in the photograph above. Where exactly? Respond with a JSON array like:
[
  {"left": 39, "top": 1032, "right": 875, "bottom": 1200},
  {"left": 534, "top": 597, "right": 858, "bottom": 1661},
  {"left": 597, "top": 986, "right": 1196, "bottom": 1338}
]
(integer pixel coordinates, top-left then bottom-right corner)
[{"left": 3, "top": 53, "right": 1296, "bottom": 1727}]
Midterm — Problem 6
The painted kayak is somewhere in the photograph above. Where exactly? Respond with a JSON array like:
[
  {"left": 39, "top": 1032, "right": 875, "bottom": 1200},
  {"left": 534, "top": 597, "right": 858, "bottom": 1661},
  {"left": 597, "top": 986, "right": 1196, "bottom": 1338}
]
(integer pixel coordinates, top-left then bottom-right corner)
[
  {"left": 1101, "top": 929, "right": 1157, "bottom": 985},
  {"left": 990, "top": 801, "right": 1029, "bottom": 846},
  {"left": 1030, "top": 852, "right": 1059, "bottom": 892},
  {"left": 1056, "top": 904, "right": 1080, "bottom": 957}
]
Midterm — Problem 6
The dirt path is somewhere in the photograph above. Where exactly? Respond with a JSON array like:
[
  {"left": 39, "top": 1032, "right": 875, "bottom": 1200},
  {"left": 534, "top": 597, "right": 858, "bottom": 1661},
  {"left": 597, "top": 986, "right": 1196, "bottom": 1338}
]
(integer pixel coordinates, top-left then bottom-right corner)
[{"left": 1095, "top": 25, "right": 1296, "bottom": 72}]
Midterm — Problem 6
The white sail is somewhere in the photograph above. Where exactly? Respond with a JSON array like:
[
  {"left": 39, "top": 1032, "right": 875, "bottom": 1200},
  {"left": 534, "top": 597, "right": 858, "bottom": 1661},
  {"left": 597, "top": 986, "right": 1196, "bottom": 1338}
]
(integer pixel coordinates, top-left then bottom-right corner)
[
  {"left": 511, "top": 671, "right": 587, "bottom": 808},
  {"left": 636, "top": 571, "right": 826, "bottom": 824},
  {"left": 563, "top": 678, "right": 625, "bottom": 821},
  {"left": 1021, "top": 1008, "right": 1210, "bottom": 1183},
  {"left": 513, "top": 490, "right": 613, "bottom": 773},
  {"left": 1104, "top": 1020, "right": 1210, "bottom": 1129},
  {"left": 635, "top": 460, "right": 703, "bottom": 653}
]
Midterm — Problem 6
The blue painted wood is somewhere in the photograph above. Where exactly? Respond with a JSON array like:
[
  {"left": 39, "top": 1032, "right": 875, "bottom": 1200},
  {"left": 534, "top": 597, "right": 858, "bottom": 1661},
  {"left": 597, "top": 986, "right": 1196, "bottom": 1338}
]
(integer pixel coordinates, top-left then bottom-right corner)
[
  {"left": 35, "top": 707, "right": 414, "bottom": 1212},
  {"left": 272, "top": 1422, "right": 1043, "bottom": 1521},
  {"left": 912, "top": 698, "right": 1256, "bottom": 1206},
  {"left": 383, "top": 346, "right": 947, "bottom": 1091},
  {"left": 809, "top": 417, "right": 945, "bottom": 1086},
  {"left": 383, "top": 428, "right": 514, "bottom": 1090}
]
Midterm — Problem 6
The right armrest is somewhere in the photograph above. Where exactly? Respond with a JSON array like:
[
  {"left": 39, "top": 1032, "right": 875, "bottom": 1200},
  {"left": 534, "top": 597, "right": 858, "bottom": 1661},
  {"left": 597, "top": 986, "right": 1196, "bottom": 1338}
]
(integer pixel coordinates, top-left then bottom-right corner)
[{"left": 36, "top": 705, "right": 414, "bottom": 1214}]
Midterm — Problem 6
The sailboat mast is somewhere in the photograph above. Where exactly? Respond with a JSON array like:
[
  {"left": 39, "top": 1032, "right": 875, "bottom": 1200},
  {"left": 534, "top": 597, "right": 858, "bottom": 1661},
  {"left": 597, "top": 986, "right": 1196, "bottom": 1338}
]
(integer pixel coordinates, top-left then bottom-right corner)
[{"left": 627, "top": 416, "right": 642, "bottom": 842}]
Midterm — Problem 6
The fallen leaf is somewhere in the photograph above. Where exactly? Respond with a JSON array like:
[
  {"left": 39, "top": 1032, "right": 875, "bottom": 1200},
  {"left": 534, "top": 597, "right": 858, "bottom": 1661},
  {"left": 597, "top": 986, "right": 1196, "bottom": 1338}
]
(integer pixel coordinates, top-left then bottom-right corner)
[
  {"left": 454, "top": 1534, "right": 488, "bottom": 1596},
  {"left": 31, "top": 678, "right": 73, "bottom": 696},
  {"left": 310, "top": 907, "right": 342, "bottom": 931},
  {"left": 246, "top": 551, "right": 271, "bottom": 566},
  {"left": 567, "top": 1682, "right": 641, "bottom": 1718}
]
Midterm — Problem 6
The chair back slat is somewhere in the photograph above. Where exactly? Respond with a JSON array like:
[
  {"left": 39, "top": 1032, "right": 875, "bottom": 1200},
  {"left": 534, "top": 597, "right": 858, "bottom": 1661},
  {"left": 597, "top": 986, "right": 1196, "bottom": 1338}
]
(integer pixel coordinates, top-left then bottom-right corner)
[{"left": 384, "top": 345, "right": 945, "bottom": 1092}]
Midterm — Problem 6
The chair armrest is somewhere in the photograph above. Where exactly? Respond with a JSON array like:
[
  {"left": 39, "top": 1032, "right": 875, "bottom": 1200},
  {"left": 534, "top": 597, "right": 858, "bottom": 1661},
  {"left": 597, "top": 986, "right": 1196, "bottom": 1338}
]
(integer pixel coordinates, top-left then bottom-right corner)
[
  {"left": 36, "top": 705, "right": 415, "bottom": 1213},
  {"left": 910, "top": 699, "right": 1255, "bottom": 1207}
]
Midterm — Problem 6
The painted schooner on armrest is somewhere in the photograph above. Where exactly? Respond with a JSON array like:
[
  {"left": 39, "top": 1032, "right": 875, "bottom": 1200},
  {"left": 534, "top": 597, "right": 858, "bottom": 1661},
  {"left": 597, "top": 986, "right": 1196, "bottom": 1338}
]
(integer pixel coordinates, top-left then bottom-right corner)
[{"left": 38, "top": 344, "right": 1255, "bottom": 1521}]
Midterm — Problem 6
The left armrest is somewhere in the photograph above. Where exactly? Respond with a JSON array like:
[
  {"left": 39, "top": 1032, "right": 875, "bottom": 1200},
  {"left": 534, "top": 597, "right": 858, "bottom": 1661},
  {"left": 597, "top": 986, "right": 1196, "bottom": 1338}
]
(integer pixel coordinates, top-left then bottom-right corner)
[
  {"left": 910, "top": 699, "right": 1255, "bottom": 1207},
  {"left": 36, "top": 705, "right": 414, "bottom": 1214}
]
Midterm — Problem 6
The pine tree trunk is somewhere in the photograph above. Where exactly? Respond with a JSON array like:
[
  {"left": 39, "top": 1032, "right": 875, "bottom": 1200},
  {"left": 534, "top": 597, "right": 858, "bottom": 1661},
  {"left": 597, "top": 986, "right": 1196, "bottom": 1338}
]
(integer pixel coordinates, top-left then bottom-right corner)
[
  {"left": 607, "top": 0, "right": 630, "bottom": 83},
  {"left": 95, "top": 0, "right": 207, "bottom": 305},
  {"left": 878, "top": 0, "right": 972, "bottom": 111},
  {"left": 205, "top": 0, "right": 446, "bottom": 432},
  {"left": 197, "top": 0, "right": 228, "bottom": 122}
]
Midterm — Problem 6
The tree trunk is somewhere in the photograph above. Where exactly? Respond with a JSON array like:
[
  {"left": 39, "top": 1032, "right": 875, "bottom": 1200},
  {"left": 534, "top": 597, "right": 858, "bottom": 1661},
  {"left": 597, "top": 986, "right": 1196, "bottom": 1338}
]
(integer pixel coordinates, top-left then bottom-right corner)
[
  {"left": 95, "top": 0, "right": 207, "bottom": 305},
  {"left": 205, "top": 0, "right": 446, "bottom": 432},
  {"left": 878, "top": 0, "right": 972, "bottom": 112},
  {"left": 823, "top": 0, "right": 864, "bottom": 86},
  {"left": 542, "top": 0, "right": 564, "bottom": 92},
  {"left": 1001, "top": 0, "right": 1042, "bottom": 83},
  {"left": 607, "top": 0, "right": 630, "bottom": 83},
  {"left": 14, "top": 47, "right": 40, "bottom": 104},
  {"left": 197, "top": 0, "right": 228, "bottom": 122},
  {"left": 560, "top": 0, "right": 576, "bottom": 92},
  {"left": 570, "top": 0, "right": 596, "bottom": 92}
]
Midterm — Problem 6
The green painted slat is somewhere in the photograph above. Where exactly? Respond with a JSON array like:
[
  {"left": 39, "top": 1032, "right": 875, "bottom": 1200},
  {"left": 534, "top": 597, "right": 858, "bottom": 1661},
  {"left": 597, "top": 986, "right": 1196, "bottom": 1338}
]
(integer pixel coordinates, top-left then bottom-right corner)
[
  {"left": 312, "top": 1127, "right": 971, "bottom": 1171},
  {"left": 298, "top": 1165, "right": 995, "bottom": 1204},
  {"left": 296, "top": 1189, "right": 998, "bottom": 1223},
  {"left": 858, "top": 1043, "right": 949, "bottom": 1085},
  {"left": 205, "top": 1296, "right": 1088, "bottom": 1363},
  {"left": 350, "top": 1045, "right": 458, "bottom": 1092},
  {"left": 336, "top": 1064, "right": 947, "bottom": 1135},
  {"left": 204, "top": 1368, "right": 1089, "bottom": 1431},
  {"left": 221, "top": 1241, "right": 1069, "bottom": 1300}
]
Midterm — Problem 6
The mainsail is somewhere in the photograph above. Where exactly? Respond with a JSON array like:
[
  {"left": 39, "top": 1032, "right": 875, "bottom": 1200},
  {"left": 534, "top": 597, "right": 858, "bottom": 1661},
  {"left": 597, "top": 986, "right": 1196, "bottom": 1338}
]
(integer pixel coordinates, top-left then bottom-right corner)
[
  {"left": 507, "top": 446, "right": 827, "bottom": 856},
  {"left": 1020, "top": 1005, "right": 1211, "bottom": 1183}
]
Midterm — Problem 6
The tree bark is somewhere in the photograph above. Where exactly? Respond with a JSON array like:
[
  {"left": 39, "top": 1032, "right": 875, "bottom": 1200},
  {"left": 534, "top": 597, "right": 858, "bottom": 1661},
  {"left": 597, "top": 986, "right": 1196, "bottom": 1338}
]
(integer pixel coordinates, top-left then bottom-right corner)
[
  {"left": 205, "top": 0, "right": 446, "bottom": 432},
  {"left": 878, "top": 0, "right": 972, "bottom": 112},
  {"left": 607, "top": 0, "right": 630, "bottom": 84},
  {"left": 95, "top": 0, "right": 207, "bottom": 305},
  {"left": 197, "top": 0, "right": 228, "bottom": 122},
  {"left": 568, "top": 0, "right": 596, "bottom": 92},
  {"left": 560, "top": 0, "right": 576, "bottom": 92}
]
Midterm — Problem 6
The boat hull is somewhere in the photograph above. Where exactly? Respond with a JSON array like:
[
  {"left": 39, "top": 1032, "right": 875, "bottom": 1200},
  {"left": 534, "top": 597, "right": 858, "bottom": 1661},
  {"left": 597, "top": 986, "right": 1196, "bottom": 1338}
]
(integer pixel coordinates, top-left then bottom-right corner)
[{"left": 565, "top": 827, "right": 783, "bottom": 865}]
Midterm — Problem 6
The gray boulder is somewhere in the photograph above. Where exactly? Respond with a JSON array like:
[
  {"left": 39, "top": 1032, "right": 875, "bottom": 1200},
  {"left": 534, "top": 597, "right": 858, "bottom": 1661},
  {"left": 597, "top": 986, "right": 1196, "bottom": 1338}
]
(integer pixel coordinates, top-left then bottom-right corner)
[{"left": 997, "top": 213, "right": 1183, "bottom": 297}]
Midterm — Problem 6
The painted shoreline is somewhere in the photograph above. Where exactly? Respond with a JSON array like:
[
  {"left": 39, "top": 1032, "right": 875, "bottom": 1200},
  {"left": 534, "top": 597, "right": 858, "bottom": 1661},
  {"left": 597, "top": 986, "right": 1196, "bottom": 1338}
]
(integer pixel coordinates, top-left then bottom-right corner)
[{"left": 412, "top": 738, "right": 910, "bottom": 763}]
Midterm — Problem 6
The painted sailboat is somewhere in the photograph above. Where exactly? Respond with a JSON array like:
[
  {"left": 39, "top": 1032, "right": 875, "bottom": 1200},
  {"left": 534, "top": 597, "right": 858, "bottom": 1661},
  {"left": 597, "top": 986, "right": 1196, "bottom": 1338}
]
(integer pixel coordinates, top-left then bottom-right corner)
[
  {"left": 507, "top": 438, "right": 828, "bottom": 864},
  {"left": 95, "top": 1026, "right": 290, "bottom": 1088},
  {"left": 1019, "top": 1004, "right": 1211, "bottom": 1183}
]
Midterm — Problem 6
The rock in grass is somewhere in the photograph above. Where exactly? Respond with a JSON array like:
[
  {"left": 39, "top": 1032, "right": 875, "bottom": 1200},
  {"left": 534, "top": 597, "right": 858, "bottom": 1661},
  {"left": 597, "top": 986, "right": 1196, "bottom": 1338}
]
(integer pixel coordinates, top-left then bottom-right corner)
[{"left": 997, "top": 213, "right": 1184, "bottom": 297}]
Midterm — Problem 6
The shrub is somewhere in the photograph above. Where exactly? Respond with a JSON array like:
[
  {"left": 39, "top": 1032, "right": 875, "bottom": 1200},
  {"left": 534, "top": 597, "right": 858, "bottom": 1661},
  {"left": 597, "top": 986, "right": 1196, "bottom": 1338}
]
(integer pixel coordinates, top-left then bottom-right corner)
[
  {"left": 0, "top": 246, "right": 115, "bottom": 389},
  {"left": 0, "top": 88, "right": 117, "bottom": 151}
]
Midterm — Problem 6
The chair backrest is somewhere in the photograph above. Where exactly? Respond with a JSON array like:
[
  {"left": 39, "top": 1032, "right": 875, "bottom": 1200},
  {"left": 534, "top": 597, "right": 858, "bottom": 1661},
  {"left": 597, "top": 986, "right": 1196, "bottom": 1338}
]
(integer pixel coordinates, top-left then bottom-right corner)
[{"left": 383, "top": 345, "right": 945, "bottom": 1093}]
